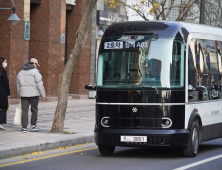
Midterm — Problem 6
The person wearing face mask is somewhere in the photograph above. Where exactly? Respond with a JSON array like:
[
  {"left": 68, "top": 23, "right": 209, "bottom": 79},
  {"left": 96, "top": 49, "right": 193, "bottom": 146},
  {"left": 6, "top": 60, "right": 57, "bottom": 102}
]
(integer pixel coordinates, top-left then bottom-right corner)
[
  {"left": 17, "top": 58, "right": 46, "bottom": 133},
  {"left": 0, "top": 57, "right": 10, "bottom": 130}
]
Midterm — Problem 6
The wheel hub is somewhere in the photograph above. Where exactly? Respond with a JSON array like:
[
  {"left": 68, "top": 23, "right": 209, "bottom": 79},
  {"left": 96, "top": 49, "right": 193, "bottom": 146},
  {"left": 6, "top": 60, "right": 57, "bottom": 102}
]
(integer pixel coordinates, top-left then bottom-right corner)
[{"left": 192, "top": 128, "right": 198, "bottom": 153}]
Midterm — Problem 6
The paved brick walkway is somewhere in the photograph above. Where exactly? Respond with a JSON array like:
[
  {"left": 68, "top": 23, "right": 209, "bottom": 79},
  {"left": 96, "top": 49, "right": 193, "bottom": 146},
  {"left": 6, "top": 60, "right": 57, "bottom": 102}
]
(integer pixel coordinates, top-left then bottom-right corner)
[{"left": 0, "top": 99, "right": 95, "bottom": 159}]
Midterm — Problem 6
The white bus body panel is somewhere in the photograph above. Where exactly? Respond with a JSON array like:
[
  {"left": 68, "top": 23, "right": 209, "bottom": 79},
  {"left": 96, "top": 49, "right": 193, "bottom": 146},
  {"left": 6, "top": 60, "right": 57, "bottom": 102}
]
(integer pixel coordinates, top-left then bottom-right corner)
[{"left": 185, "top": 101, "right": 222, "bottom": 129}]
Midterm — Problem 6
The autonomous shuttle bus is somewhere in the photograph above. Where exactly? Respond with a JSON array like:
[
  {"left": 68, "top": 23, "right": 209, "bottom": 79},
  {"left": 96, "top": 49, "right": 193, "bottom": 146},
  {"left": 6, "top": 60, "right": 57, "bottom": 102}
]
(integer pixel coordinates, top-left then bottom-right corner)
[{"left": 85, "top": 21, "right": 222, "bottom": 157}]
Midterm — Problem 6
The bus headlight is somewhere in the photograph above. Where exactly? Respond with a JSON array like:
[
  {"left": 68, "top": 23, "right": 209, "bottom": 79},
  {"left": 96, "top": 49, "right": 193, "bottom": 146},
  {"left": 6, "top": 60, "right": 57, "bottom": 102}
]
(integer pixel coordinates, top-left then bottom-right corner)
[
  {"left": 101, "top": 117, "right": 110, "bottom": 127},
  {"left": 161, "top": 118, "right": 172, "bottom": 128}
]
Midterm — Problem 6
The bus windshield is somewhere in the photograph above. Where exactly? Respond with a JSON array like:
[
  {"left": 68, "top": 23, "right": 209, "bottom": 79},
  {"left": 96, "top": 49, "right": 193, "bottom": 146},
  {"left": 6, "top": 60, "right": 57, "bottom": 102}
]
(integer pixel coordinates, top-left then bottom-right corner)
[{"left": 97, "top": 36, "right": 185, "bottom": 89}]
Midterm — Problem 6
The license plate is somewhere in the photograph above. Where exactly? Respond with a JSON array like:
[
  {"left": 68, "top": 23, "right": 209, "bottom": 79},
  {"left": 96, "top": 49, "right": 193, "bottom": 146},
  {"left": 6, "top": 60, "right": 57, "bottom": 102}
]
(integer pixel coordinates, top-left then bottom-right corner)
[{"left": 121, "top": 136, "right": 147, "bottom": 142}]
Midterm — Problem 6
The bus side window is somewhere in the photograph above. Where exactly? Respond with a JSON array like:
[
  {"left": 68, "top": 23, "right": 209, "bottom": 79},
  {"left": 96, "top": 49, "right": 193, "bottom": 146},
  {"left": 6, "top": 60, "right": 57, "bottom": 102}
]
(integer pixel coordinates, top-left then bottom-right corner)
[
  {"left": 195, "top": 40, "right": 209, "bottom": 101},
  {"left": 217, "top": 41, "right": 222, "bottom": 98},
  {"left": 188, "top": 39, "right": 199, "bottom": 102},
  {"left": 188, "top": 39, "right": 209, "bottom": 102},
  {"left": 198, "top": 39, "right": 210, "bottom": 101},
  {"left": 209, "top": 40, "right": 220, "bottom": 100},
  {"left": 195, "top": 41, "right": 204, "bottom": 86}
]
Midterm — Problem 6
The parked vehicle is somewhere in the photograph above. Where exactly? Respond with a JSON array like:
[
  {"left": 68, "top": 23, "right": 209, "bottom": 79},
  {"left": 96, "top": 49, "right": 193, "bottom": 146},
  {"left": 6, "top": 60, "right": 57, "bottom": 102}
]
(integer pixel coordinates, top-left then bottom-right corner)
[{"left": 86, "top": 21, "right": 222, "bottom": 157}]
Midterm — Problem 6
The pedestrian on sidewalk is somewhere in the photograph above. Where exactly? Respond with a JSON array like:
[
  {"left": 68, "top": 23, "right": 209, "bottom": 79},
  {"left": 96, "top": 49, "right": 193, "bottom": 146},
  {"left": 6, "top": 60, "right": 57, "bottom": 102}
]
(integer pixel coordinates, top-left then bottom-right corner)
[
  {"left": 17, "top": 58, "right": 46, "bottom": 133},
  {"left": 0, "top": 57, "right": 10, "bottom": 130}
]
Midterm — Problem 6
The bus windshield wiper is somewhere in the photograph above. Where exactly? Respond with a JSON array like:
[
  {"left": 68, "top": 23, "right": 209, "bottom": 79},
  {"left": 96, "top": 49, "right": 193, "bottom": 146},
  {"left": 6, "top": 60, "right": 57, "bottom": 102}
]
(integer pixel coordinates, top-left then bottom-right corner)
[{"left": 140, "top": 86, "right": 159, "bottom": 95}]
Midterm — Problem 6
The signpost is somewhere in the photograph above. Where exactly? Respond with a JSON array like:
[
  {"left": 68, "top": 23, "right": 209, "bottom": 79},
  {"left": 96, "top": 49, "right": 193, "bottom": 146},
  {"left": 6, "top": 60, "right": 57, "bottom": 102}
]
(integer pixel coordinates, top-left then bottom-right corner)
[
  {"left": 66, "top": 0, "right": 76, "bottom": 5},
  {"left": 24, "top": 20, "right": 30, "bottom": 40}
]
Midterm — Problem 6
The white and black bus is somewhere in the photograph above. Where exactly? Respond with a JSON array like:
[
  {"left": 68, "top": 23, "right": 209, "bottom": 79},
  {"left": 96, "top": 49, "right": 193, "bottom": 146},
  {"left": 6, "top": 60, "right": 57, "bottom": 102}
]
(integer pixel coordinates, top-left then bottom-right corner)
[{"left": 85, "top": 21, "right": 222, "bottom": 157}]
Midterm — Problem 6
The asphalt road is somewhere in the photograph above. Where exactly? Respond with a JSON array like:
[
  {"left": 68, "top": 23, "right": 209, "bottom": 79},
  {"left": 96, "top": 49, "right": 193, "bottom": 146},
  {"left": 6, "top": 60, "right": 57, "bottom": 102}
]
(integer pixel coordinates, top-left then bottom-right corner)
[{"left": 1, "top": 139, "right": 222, "bottom": 170}]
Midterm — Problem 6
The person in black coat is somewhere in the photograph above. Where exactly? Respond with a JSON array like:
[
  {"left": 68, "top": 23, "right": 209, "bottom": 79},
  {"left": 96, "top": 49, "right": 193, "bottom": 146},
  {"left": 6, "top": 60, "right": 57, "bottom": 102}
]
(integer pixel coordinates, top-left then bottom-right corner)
[{"left": 0, "top": 57, "right": 10, "bottom": 130}]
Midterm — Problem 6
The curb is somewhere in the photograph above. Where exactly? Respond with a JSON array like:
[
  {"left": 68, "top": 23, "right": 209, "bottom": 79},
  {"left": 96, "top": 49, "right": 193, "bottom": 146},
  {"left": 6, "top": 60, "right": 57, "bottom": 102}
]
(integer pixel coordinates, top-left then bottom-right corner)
[{"left": 0, "top": 132, "right": 94, "bottom": 160}]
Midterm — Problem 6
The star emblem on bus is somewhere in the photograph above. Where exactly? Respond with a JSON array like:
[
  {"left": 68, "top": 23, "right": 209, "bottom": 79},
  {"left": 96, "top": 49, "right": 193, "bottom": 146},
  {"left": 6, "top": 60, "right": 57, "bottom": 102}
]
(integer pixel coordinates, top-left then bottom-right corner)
[{"left": 132, "top": 107, "right": 138, "bottom": 113}]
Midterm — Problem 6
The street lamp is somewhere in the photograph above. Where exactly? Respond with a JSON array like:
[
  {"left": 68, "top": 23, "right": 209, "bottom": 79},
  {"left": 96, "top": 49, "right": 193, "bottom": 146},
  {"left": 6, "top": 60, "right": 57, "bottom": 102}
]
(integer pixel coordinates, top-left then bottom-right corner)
[
  {"left": 0, "top": 0, "right": 20, "bottom": 25},
  {"left": 96, "top": 29, "right": 104, "bottom": 36}
]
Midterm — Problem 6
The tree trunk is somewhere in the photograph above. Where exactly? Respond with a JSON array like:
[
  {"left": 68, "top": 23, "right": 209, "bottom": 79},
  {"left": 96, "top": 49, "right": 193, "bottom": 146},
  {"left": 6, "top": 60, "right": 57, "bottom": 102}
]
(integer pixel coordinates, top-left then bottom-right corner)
[{"left": 51, "top": 0, "right": 98, "bottom": 133}]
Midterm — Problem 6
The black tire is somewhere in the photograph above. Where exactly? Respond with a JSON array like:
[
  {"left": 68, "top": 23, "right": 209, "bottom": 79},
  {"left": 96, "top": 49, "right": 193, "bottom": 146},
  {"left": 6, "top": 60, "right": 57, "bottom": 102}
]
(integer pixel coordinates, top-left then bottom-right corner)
[
  {"left": 98, "top": 146, "right": 115, "bottom": 155},
  {"left": 183, "top": 121, "right": 199, "bottom": 157}
]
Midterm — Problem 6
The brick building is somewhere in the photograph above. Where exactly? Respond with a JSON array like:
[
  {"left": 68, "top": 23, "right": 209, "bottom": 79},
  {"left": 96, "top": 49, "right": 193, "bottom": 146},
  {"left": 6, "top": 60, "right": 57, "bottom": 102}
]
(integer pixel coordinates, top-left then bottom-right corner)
[{"left": 0, "top": 0, "right": 90, "bottom": 99}]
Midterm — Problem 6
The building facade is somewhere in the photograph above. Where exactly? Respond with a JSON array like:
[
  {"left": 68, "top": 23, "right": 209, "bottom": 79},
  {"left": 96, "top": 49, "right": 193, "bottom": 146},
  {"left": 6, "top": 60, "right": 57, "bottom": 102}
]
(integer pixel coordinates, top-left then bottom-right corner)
[{"left": 0, "top": 0, "right": 91, "bottom": 99}]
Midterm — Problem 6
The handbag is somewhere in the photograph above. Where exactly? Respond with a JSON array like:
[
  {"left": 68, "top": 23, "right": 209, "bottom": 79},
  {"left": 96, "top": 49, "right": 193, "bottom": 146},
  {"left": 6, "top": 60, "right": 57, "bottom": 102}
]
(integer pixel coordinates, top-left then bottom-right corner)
[{"left": 13, "top": 101, "right": 22, "bottom": 126}]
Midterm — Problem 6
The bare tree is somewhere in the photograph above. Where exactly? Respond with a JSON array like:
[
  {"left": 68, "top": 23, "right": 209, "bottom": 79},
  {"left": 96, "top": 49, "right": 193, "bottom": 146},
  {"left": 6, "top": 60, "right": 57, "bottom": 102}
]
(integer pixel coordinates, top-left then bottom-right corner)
[
  {"left": 175, "top": 0, "right": 199, "bottom": 21},
  {"left": 204, "top": 0, "right": 222, "bottom": 27},
  {"left": 105, "top": 0, "right": 199, "bottom": 21},
  {"left": 51, "top": 0, "right": 98, "bottom": 133}
]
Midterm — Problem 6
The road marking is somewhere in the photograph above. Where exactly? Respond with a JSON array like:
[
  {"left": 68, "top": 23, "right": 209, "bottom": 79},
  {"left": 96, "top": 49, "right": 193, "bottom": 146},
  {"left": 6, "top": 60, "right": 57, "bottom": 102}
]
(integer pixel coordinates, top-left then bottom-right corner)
[
  {"left": 0, "top": 146, "right": 98, "bottom": 168},
  {"left": 174, "top": 154, "right": 222, "bottom": 170}
]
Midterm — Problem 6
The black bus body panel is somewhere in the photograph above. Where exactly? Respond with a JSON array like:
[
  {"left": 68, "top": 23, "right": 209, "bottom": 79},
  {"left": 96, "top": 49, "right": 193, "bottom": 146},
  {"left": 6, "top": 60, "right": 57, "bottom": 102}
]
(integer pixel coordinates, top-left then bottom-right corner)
[
  {"left": 97, "top": 89, "right": 185, "bottom": 103},
  {"left": 96, "top": 103, "right": 185, "bottom": 129},
  {"left": 94, "top": 129, "right": 190, "bottom": 148},
  {"left": 103, "top": 21, "right": 186, "bottom": 39},
  {"left": 96, "top": 90, "right": 185, "bottom": 129},
  {"left": 95, "top": 89, "right": 187, "bottom": 147}
]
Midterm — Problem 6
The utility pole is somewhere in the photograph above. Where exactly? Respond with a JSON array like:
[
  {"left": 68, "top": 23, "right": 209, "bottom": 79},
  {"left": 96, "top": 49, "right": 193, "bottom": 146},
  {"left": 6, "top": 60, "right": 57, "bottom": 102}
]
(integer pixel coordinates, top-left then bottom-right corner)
[{"left": 200, "top": 0, "right": 205, "bottom": 24}]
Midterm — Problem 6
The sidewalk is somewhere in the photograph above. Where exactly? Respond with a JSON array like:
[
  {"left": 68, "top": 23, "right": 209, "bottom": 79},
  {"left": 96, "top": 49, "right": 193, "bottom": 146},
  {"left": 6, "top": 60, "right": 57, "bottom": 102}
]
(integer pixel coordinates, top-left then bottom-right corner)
[{"left": 0, "top": 99, "right": 95, "bottom": 159}]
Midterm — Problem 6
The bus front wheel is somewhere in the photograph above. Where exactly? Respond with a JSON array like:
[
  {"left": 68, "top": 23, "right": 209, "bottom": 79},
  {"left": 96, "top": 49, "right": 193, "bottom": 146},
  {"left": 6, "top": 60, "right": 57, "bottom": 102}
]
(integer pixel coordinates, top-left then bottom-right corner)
[
  {"left": 183, "top": 121, "right": 199, "bottom": 157},
  {"left": 98, "top": 146, "right": 115, "bottom": 155}
]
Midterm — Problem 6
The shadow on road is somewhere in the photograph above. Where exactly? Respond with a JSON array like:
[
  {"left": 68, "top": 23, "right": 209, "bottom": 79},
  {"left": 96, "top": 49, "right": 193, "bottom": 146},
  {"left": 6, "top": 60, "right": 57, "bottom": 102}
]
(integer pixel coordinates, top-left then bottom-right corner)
[
  {"left": 98, "top": 139, "right": 222, "bottom": 159},
  {"left": 198, "top": 139, "right": 222, "bottom": 154},
  {"left": 99, "top": 147, "right": 183, "bottom": 159}
]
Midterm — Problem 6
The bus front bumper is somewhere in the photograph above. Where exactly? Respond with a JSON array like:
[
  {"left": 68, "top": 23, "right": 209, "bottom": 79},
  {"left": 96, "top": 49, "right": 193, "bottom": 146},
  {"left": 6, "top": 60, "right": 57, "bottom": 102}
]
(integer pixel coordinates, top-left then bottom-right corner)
[{"left": 94, "top": 128, "right": 190, "bottom": 148}]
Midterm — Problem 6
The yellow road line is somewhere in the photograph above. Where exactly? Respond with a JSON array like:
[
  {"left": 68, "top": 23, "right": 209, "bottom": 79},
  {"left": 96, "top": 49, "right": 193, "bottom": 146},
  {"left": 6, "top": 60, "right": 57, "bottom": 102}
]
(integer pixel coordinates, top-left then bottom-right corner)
[{"left": 0, "top": 146, "right": 98, "bottom": 168}]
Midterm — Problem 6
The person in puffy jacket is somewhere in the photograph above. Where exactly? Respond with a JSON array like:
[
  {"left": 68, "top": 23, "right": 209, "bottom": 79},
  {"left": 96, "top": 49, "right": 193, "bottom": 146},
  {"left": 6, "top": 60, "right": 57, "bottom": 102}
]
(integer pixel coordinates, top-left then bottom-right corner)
[{"left": 17, "top": 58, "right": 46, "bottom": 133}]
